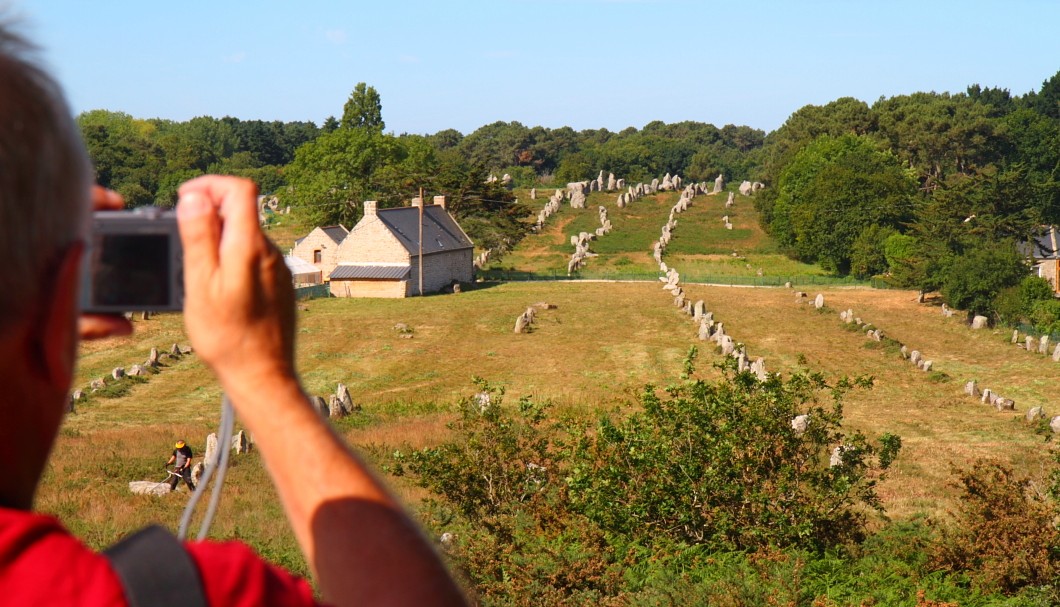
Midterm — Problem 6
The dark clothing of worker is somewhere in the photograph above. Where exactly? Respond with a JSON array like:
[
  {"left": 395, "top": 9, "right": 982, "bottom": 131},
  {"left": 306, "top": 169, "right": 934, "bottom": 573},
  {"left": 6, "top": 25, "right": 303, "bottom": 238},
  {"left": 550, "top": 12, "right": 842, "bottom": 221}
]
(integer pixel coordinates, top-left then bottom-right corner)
[{"left": 168, "top": 445, "right": 195, "bottom": 491}]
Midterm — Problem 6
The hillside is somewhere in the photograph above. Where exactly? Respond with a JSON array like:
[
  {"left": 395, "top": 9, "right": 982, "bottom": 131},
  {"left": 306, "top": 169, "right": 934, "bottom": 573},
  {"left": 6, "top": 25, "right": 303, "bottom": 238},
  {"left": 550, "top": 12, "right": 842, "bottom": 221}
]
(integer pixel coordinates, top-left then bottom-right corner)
[{"left": 47, "top": 185, "right": 1059, "bottom": 593}]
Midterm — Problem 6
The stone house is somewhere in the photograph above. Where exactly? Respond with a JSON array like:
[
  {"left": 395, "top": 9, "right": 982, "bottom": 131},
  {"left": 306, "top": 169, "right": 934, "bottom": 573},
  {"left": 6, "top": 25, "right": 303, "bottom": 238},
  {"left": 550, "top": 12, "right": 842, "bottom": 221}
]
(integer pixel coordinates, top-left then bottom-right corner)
[
  {"left": 290, "top": 225, "right": 349, "bottom": 280},
  {"left": 1029, "top": 226, "right": 1060, "bottom": 295},
  {"left": 329, "top": 197, "right": 474, "bottom": 298}
]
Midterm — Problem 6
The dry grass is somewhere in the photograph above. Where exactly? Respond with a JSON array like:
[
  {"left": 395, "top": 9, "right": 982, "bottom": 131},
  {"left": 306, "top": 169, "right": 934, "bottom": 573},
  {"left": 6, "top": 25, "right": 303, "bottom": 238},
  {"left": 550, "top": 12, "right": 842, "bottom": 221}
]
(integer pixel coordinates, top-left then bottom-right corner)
[{"left": 39, "top": 189, "right": 1058, "bottom": 563}]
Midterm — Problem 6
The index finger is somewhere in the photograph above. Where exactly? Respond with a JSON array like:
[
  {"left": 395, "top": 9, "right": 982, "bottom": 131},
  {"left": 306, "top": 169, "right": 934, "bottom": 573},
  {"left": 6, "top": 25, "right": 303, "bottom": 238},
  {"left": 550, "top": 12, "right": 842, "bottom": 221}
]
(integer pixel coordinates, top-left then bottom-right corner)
[
  {"left": 91, "top": 185, "right": 123, "bottom": 211},
  {"left": 179, "top": 176, "right": 264, "bottom": 283}
]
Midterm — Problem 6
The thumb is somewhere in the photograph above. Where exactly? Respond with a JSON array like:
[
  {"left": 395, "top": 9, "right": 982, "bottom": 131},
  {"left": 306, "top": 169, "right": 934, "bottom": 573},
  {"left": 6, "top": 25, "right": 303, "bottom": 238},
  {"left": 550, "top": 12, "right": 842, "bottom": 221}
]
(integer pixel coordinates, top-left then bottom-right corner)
[{"left": 177, "top": 192, "right": 221, "bottom": 295}]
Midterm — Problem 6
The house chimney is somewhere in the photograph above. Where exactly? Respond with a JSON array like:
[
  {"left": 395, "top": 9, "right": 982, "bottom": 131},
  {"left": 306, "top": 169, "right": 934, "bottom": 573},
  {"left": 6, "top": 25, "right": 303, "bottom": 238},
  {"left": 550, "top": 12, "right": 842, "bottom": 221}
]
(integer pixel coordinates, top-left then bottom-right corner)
[
  {"left": 411, "top": 196, "right": 423, "bottom": 208},
  {"left": 363, "top": 200, "right": 378, "bottom": 217},
  {"left": 433, "top": 195, "right": 448, "bottom": 210}
]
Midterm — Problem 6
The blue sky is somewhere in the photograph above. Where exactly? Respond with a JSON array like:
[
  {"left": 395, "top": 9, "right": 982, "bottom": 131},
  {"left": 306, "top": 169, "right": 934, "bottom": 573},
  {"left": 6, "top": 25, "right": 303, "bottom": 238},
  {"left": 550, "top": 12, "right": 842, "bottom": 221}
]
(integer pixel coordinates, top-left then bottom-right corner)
[{"left": 19, "top": 0, "right": 1060, "bottom": 135}]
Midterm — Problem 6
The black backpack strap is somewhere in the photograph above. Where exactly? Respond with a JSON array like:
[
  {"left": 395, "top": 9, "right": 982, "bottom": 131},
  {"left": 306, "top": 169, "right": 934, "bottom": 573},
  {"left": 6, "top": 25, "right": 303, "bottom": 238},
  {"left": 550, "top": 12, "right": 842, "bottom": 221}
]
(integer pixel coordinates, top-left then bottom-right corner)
[{"left": 103, "top": 525, "right": 208, "bottom": 607}]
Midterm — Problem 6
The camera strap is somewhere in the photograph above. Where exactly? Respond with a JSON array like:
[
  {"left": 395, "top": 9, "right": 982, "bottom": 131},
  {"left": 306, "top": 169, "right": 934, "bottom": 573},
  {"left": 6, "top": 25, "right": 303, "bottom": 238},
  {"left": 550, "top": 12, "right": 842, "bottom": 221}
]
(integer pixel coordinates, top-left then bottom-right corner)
[{"left": 104, "top": 525, "right": 207, "bottom": 607}]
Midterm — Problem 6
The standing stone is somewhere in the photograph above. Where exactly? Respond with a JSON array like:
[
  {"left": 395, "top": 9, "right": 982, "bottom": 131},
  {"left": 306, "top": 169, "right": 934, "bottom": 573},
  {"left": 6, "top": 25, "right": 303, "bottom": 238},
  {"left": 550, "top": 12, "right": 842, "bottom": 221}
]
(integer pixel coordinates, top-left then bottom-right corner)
[
  {"left": 112, "top": 367, "right": 125, "bottom": 380},
  {"left": 311, "top": 395, "right": 329, "bottom": 417},
  {"left": 514, "top": 315, "right": 528, "bottom": 334},
  {"left": 191, "top": 462, "right": 205, "bottom": 485},
  {"left": 712, "top": 173, "right": 724, "bottom": 195},
  {"left": 530, "top": 188, "right": 537, "bottom": 200},
  {"left": 921, "top": 360, "right": 933, "bottom": 372},
  {"left": 1026, "top": 336, "right": 1036, "bottom": 352},
  {"left": 994, "top": 398, "right": 1015, "bottom": 411},
  {"left": 170, "top": 343, "right": 181, "bottom": 356},
  {"left": 1039, "top": 335, "right": 1050, "bottom": 355},
  {"left": 1026, "top": 406, "right": 1045, "bottom": 422},
  {"left": 900, "top": 345, "right": 909, "bottom": 359},
  {"left": 791, "top": 414, "right": 810, "bottom": 436},
  {"left": 980, "top": 389, "right": 993, "bottom": 405},
  {"left": 964, "top": 380, "right": 980, "bottom": 398},
  {"left": 328, "top": 395, "right": 347, "bottom": 418},
  {"left": 89, "top": 378, "right": 106, "bottom": 391},
  {"left": 204, "top": 433, "right": 219, "bottom": 468},
  {"left": 829, "top": 446, "right": 845, "bottom": 468},
  {"left": 336, "top": 383, "right": 355, "bottom": 413},
  {"left": 147, "top": 347, "right": 160, "bottom": 367},
  {"left": 693, "top": 300, "right": 705, "bottom": 320},
  {"left": 231, "top": 430, "right": 251, "bottom": 454},
  {"left": 698, "top": 321, "right": 711, "bottom": 341},
  {"left": 1012, "top": 330, "right": 1020, "bottom": 344},
  {"left": 1053, "top": 344, "right": 1060, "bottom": 362},
  {"left": 1051, "top": 416, "right": 1060, "bottom": 434},
  {"left": 127, "top": 364, "right": 146, "bottom": 377},
  {"left": 813, "top": 294, "right": 825, "bottom": 309},
  {"left": 910, "top": 350, "right": 922, "bottom": 366},
  {"left": 970, "top": 315, "right": 989, "bottom": 329}
]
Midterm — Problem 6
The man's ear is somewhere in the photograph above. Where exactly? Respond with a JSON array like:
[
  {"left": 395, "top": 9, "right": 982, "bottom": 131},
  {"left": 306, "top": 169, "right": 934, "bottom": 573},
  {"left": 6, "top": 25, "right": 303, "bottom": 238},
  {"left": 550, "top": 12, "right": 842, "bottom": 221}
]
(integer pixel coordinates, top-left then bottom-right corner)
[{"left": 28, "top": 242, "right": 83, "bottom": 390}]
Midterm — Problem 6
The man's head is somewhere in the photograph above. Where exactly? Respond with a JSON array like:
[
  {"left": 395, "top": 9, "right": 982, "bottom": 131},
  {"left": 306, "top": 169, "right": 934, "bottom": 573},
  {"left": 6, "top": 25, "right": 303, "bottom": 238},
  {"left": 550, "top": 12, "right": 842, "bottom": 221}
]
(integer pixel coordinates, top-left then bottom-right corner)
[
  {"left": 0, "top": 21, "right": 93, "bottom": 509},
  {"left": 0, "top": 23, "right": 92, "bottom": 328}
]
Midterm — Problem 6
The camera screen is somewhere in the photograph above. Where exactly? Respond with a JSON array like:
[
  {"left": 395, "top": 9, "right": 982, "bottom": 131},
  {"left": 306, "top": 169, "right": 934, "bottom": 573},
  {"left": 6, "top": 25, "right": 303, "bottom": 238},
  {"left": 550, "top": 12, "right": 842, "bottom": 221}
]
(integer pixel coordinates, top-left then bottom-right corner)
[{"left": 91, "top": 233, "right": 171, "bottom": 307}]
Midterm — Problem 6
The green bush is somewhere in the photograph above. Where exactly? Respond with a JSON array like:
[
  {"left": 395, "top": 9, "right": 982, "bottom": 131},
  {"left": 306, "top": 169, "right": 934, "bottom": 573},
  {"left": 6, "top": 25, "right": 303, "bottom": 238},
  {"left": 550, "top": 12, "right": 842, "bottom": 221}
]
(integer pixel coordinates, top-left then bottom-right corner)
[
  {"left": 400, "top": 361, "right": 904, "bottom": 605},
  {"left": 566, "top": 366, "right": 900, "bottom": 552}
]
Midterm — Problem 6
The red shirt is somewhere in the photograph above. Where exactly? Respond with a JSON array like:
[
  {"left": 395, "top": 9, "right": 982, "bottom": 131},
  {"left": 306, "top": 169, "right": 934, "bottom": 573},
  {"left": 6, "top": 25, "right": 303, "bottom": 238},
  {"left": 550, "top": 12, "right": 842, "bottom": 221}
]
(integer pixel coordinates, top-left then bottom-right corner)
[{"left": 0, "top": 507, "right": 323, "bottom": 606}]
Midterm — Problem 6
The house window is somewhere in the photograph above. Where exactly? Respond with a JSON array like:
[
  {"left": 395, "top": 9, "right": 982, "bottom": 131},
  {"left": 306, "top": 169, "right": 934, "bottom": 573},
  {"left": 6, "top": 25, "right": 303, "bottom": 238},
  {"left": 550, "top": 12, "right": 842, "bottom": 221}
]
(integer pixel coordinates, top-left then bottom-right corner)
[{"left": 314, "top": 250, "right": 322, "bottom": 264}]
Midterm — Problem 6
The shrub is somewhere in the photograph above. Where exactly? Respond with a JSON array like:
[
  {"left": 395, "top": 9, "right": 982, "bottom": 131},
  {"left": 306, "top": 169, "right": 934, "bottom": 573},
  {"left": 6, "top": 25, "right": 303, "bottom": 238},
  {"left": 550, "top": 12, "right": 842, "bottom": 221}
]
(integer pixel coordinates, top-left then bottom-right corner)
[
  {"left": 565, "top": 364, "right": 900, "bottom": 552},
  {"left": 931, "top": 460, "right": 1060, "bottom": 594}
]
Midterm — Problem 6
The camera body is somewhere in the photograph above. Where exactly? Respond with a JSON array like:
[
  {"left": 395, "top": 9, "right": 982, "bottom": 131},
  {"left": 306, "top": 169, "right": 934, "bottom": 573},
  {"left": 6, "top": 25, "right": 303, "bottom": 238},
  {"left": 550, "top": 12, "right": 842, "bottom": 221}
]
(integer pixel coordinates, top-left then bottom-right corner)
[{"left": 79, "top": 207, "right": 184, "bottom": 313}]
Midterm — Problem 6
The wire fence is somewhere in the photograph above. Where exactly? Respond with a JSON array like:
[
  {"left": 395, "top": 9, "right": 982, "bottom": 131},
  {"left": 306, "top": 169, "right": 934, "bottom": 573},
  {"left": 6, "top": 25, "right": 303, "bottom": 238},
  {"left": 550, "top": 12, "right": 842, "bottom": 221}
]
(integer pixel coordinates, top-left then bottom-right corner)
[
  {"left": 476, "top": 269, "right": 892, "bottom": 289},
  {"left": 294, "top": 284, "right": 331, "bottom": 300}
]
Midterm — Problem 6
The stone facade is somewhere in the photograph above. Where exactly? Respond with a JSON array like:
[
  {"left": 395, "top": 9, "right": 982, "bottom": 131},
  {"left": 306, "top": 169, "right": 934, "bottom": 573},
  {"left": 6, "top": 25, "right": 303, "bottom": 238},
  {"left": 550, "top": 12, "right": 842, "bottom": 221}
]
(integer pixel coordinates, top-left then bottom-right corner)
[
  {"left": 330, "top": 198, "right": 474, "bottom": 298},
  {"left": 290, "top": 225, "right": 348, "bottom": 280}
]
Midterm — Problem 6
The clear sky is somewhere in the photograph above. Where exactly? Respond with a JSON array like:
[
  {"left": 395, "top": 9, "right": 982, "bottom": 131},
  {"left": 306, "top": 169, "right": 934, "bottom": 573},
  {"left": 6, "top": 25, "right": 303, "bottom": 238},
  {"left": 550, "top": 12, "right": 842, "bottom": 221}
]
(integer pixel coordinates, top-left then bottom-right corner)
[{"left": 17, "top": 0, "right": 1060, "bottom": 136}]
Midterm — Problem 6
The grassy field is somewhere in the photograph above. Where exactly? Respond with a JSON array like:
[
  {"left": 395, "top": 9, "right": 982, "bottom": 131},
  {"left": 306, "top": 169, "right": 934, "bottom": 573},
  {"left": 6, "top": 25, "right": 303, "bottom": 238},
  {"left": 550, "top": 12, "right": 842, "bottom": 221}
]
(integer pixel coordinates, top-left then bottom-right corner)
[
  {"left": 491, "top": 188, "right": 826, "bottom": 279},
  {"left": 40, "top": 185, "right": 1060, "bottom": 586}
]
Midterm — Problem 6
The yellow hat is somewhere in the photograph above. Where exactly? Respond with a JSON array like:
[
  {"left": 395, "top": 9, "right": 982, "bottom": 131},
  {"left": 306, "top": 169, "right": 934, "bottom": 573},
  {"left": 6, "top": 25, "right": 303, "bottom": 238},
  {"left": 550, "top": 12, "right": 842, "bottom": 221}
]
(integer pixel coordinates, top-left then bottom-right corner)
[{"left": 175, "top": 440, "right": 186, "bottom": 448}]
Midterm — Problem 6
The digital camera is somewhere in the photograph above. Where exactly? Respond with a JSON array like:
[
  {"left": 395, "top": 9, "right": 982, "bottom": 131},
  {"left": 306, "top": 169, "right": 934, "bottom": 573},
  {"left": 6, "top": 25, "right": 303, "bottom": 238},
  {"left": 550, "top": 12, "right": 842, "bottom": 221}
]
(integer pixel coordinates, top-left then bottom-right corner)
[{"left": 79, "top": 207, "right": 184, "bottom": 313}]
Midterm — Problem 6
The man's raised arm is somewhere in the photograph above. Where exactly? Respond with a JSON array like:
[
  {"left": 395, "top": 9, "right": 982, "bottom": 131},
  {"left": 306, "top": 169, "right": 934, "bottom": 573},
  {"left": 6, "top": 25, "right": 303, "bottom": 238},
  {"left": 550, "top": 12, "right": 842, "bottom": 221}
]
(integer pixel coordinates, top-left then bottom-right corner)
[{"left": 176, "top": 175, "right": 467, "bottom": 607}]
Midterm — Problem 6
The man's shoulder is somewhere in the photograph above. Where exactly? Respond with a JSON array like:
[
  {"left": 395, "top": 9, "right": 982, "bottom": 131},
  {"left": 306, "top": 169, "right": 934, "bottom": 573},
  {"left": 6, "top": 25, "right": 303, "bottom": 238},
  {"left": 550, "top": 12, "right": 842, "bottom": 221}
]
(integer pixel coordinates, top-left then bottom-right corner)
[
  {"left": 185, "top": 539, "right": 321, "bottom": 606},
  {"left": 0, "top": 509, "right": 320, "bottom": 606},
  {"left": 0, "top": 507, "right": 125, "bottom": 603}
]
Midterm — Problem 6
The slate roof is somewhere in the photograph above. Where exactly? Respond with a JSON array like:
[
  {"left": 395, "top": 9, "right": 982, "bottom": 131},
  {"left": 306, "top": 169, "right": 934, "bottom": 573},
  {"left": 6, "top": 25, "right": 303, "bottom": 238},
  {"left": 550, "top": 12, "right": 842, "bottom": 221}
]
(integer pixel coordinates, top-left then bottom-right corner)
[
  {"left": 376, "top": 206, "right": 473, "bottom": 256},
  {"left": 295, "top": 224, "right": 348, "bottom": 247},
  {"left": 330, "top": 264, "right": 411, "bottom": 280},
  {"left": 1021, "top": 224, "right": 1055, "bottom": 258},
  {"left": 322, "top": 225, "right": 349, "bottom": 244}
]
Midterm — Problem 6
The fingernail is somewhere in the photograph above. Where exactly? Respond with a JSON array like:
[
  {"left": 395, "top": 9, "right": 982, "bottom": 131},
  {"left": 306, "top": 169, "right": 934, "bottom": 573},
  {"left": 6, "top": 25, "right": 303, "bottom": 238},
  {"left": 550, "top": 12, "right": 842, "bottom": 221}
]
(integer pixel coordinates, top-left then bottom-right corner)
[{"left": 178, "top": 192, "right": 210, "bottom": 218}]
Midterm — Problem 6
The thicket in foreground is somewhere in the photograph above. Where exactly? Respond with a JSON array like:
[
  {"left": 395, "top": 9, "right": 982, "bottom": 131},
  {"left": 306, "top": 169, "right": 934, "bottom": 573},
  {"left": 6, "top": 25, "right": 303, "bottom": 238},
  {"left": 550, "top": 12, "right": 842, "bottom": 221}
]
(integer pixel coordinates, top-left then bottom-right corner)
[{"left": 395, "top": 359, "right": 902, "bottom": 605}]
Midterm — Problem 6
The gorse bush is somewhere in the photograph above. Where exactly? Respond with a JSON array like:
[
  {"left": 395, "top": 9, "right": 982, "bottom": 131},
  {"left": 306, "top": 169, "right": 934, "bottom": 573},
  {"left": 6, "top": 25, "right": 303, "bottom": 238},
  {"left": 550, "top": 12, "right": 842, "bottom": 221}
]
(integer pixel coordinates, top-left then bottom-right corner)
[
  {"left": 566, "top": 365, "right": 901, "bottom": 552},
  {"left": 931, "top": 460, "right": 1060, "bottom": 594},
  {"left": 399, "top": 358, "right": 904, "bottom": 604}
]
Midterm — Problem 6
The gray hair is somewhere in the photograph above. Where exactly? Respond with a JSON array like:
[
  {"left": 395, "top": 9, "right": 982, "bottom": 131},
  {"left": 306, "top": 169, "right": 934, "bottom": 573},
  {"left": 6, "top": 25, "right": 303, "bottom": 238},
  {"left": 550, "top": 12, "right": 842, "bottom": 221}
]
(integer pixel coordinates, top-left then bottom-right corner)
[{"left": 0, "top": 23, "right": 92, "bottom": 325}]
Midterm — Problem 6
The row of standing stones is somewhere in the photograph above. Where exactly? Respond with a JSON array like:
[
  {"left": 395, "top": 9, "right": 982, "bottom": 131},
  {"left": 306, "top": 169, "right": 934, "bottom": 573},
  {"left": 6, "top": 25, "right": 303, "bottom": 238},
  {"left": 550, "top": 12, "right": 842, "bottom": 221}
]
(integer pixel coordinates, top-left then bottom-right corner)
[
  {"left": 70, "top": 343, "right": 193, "bottom": 413},
  {"left": 652, "top": 177, "right": 769, "bottom": 382},
  {"left": 836, "top": 300, "right": 1058, "bottom": 431},
  {"left": 653, "top": 183, "right": 854, "bottom": 463}
]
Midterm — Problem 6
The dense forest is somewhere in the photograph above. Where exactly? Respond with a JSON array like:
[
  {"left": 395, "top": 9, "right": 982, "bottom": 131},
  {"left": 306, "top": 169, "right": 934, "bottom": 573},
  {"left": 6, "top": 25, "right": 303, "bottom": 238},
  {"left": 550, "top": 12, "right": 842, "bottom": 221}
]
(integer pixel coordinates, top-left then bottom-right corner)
[{"left": 81, "top": 71, "right": 1060, "bottom": 332}]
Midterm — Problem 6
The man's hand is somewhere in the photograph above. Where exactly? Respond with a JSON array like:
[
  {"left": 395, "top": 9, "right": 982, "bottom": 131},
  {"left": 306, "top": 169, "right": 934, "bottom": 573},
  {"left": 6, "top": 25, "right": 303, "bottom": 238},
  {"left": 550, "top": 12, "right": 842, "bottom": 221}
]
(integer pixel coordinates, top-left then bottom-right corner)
[
  {"left": 79, "top": 186, "right": 134, "bottom": 340},
  {"left": 176, "top": 176, "right": 297, "bottom": 392}
]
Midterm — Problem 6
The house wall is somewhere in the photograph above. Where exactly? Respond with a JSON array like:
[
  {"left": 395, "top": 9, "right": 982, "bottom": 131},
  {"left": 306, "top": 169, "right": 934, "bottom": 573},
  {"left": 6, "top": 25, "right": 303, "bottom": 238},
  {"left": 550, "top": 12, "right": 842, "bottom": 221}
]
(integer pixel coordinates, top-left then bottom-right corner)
[
  {"left": 408, "top": 249, "right": 475, "bottom": 295},
  {"left": 291, "top": 228, "right": 343, "bottom": 279},
  {"left": 1038, "top": 259, "right": 1060, "bottom": 294},
  {"left": 335, "top": 217, "right": 410, "bottom": 265},
  {"left": 330, "top": 279, "right": 408, "bottom": 299}
]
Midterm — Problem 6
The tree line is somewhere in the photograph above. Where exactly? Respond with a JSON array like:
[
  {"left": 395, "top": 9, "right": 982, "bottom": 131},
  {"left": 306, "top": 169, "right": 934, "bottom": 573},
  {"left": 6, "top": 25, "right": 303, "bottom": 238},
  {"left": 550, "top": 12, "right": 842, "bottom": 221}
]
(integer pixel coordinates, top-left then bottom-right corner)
[
  {"left": 754, "top": 71, "right": 1060, "bottom": 333},
  {"left": 79, "top": 72, "right": 1060, "bottom": 330}
]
